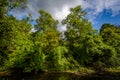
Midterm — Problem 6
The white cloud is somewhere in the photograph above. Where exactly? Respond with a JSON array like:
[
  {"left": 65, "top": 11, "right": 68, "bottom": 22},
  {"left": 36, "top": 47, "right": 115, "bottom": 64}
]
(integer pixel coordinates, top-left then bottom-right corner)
[
  {"left": 86, "top": 0, "right": 120, "bottom": 16},
  {"left": 105, "top": 0, "right": 120, "bottom": 16},
  {"left": 54, "top": 5, "right": 70, "bottom": 21},
  {"left": 54, "top": 5, "right": 70, "bottom": 31},
  {"left": 10, "top": 0, "right": 120, "bottom": 31}
]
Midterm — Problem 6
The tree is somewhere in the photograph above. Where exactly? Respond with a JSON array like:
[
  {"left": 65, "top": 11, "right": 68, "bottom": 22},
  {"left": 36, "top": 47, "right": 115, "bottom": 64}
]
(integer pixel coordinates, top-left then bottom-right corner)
[
  {"left": 35, "top": 10, "right": 58, "bottom": 32},
  {"left": 1, "top": 16, "right": 32, "bottom": 72},
  {"left": 34, "top": 10, "right": 79, "bottom": 71},
  {"left": 35, "top": 10, "right": 60, "bottom": 52},
  {"left": 62, "top": 5, "right": 93, "bottom": 65},
  {"left": 0, "top": 0, "right": 40, "bottom": 72},
  {"left": 83, "top": 34, "right": 117, "bottom": 67},
  {"left": 0, "top": 16, "right": 19, "bottom": 66},
  {"left": 100, "top": 23, "right": 120, "bottom": 66},
  {"left": 0, "top": 0, "right": 27, "bottom": 19},
  {"left": 33, "top": 10, "right": 61, "bottom": 71}
]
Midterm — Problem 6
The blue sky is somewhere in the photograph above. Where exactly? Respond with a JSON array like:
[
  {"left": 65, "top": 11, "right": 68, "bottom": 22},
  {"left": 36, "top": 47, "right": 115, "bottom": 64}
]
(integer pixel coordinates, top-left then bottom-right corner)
[
  {"left": 11, "top": 0, "right": 120, "bottom": 31},
  {"left": 91, "top": 9, "right": 120, "bottom": 30}
]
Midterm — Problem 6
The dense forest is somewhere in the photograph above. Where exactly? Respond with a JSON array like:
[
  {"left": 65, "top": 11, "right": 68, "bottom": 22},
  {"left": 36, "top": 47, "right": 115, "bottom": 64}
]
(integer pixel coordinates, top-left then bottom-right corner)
[{"left": 0, "top": 0, "right": 120, "bottom": 73}]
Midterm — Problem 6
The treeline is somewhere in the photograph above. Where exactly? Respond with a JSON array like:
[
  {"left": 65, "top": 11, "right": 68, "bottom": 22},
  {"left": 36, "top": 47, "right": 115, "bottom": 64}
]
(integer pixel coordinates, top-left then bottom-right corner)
[{"left": 0, "top": 0, "right": 120, "bottom": 73}]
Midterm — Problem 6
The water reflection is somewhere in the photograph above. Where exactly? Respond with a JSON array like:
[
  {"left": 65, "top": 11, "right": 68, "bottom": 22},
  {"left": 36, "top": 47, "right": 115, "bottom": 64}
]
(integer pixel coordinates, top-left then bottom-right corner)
[{"left": 0, "top": 72, "right": 119, "bottom": 80}]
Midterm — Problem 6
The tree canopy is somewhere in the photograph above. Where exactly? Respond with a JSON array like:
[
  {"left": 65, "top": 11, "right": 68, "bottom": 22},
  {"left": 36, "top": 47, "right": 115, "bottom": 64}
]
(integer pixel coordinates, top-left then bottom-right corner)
[{"left": 0, "top": 4, "right": 120, "bottom": 73}]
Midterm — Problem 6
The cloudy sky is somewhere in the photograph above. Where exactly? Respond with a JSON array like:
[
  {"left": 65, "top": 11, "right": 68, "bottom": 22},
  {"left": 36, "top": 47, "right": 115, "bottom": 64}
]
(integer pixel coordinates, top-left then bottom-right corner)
[{"left": 10, "top": 0, "right": 120, "bottom": 31}]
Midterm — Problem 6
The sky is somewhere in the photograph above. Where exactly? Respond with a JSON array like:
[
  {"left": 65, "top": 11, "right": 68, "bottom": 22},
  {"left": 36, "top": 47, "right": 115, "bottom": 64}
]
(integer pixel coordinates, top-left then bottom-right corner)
[{"left": 10, "top": 0, "right": 120, "bottom": 31}]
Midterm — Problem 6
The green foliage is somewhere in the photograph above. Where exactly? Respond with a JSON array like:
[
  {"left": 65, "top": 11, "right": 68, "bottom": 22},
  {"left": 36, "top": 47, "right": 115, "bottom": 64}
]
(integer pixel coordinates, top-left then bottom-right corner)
[
  {"left": 0, "top": 4, "right": 120, "bottom": 73},
  {"left": 83, "top": 35, "right": 117, "bottom": 67},
  {"left": 0, "top": 0, "right": 27, "bottom": 19},
  {"left": 100, "top": 24, "right": 120, "bottom": 52},
  {"left": 100, "top": 23, "right": 120, "bottom": 67},
  {"left": 62, "top": 5, "right": 94, "bottom": 66},
  {"left": 2, "top": 17, "right": 32, "bottom": 72},
  {"left": 35, "top": 10, "right": 58, "bottom": 32},
  {"left": 0, "top": 16, "right": 19, "bottom": 65},
  {"left": 29, "top": 32, "right": 46, "bottom": 72},
  {"left": 46, "top": 46, "right": 68, "bottom": 71}
]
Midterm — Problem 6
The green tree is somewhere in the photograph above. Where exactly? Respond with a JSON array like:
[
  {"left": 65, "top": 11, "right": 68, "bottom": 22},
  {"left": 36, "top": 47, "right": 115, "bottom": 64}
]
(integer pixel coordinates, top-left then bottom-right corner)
[
  {"left": 0, "top": 0, "right": 27, "bottom": 19},
  {"left": 0, "top": 0, "right": 30, "bottom": 71},
  {"left": 83, "top": 34, "right": 117, "bottom": 67},
  {"left": 35, "top": 10, "right": 58, "bottom": 32},
  {"left": 34, "top": 10, "right": 78, "bottom": 71},
  {"left": 1, "top": 16, "right": 32, "bottom": 72},
  {"left": 62, "top": 5, "right": 93, "bottom": 65},
  {"left": 34, "top": 10, "right": 61, "bottom": 71},
  {"left": 35, "top": 10, "right": 60, "bottom": 53},
  {"left": 100, "top": 23, "right": 120, "bottom": 66}
]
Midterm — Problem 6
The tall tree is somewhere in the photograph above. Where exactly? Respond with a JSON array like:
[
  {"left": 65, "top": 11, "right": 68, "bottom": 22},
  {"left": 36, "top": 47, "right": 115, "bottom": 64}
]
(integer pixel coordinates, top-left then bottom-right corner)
[
  {"left": 34, "top": 10, "right": 77, "bottom": 71},
  {"left": 34, "top": 10, "right": 61, "bottom": 70},
  {"left": 62, "top": 5, "right": 93, "bottom": 65},
  {"left": 35, "top": 10, "right": 60, "bottom": 52},
  {"left": 0, "top": 0, "right": 28, "bottom": 71},
  {"left": 2, "top": 16, "right": 32, "bottom": 71},
  {"left": 100, "top": 23, "right": 120, "bottom": 66}
]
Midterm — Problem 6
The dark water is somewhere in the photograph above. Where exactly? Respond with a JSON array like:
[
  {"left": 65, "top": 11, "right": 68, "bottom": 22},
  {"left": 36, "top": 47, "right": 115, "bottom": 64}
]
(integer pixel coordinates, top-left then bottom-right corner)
[{"left": 0, "top": 72, "right": 120, "bottom": 80}]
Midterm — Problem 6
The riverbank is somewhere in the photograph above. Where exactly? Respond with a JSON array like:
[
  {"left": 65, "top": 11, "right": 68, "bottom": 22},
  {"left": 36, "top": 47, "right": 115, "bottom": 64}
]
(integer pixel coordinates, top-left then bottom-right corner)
[
  {"left": 0, "top": 71, "right": 11, "bottom": 77},
  {"left": 0, "top": 67, "right": 120, "bottom": 77},
  {"left": 1, "top": 70, "right": 120, "bottom": 80}
]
